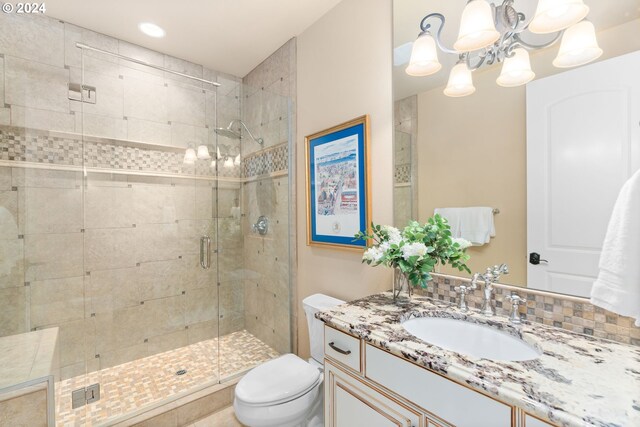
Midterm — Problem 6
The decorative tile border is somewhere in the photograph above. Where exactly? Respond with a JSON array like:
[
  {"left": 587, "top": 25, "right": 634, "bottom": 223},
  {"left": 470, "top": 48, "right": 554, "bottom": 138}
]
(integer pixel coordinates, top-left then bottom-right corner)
[
  {"left": 242, "top": 142, "right": 288, "bottom": 178},
  {"left": 394, "top": 164, "right": 411, "bottom": 184},
  {"left": 0, "top": 126, "right": 243, "bottom": 178},
  {"left": 419, "top": 274, "right": 640, "bottom": 346}
]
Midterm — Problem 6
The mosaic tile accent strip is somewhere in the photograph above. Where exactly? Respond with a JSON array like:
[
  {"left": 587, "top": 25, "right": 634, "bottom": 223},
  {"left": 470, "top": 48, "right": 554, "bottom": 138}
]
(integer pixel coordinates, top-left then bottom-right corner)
[
  {"left": 420, "top": 274, "right": 640, "bottom": 346},
  {"left": 242, "top": 143, "right": 288, "bottom": 178},
  {"left": 394, "top": 163, "right": 411, "bottom": 184},
  {"left": 0, "top": 126, "right": 243, "bottom": 178},
  {"left": 55, "top": 330, "right": 279, "bottom": 427}
]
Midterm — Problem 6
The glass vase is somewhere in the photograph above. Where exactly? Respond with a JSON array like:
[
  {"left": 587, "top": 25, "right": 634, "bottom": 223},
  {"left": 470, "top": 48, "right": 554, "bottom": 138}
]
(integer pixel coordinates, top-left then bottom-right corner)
[{"left": 393, "top": 269, "right": 413, "bottom": 304}]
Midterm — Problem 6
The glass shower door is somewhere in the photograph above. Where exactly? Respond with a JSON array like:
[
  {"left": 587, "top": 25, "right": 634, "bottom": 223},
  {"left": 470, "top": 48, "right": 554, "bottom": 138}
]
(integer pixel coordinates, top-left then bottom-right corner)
[{"left": 71, "top": 45, "right": 221, "bottom": 424}]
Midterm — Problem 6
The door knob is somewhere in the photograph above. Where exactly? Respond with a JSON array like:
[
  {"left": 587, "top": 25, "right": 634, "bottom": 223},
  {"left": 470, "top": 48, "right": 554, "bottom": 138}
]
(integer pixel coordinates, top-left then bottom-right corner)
[{"left": 529, "top": 252, "right": 548, "bottom": 265}]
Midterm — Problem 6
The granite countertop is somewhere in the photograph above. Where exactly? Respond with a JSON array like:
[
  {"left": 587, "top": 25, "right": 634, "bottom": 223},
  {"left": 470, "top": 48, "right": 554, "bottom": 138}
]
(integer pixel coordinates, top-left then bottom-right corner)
[{"left": 316, "top": 293, "right": 640, "bottom": 427}]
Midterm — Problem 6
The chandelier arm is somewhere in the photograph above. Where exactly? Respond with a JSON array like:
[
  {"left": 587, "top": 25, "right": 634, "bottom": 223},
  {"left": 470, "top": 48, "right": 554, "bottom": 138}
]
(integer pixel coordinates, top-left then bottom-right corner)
[
  {"left": 419, "top": 13, "right": 458, "bottom": 55},
  {"left": 466, "top": 52, "right": 488, "bottom": 71},
  {"left": 513, "top": 31, "right": 564, "bottom": 51}
]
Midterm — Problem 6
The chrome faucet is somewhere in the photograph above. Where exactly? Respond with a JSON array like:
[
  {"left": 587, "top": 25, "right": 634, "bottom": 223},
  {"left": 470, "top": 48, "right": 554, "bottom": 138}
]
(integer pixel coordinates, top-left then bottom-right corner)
[
  {"left": 504, "top": 292, "right": 525, "bottom": 324},
  {"left": 465, "top": 263, "right": 509, "bottom": 316}
]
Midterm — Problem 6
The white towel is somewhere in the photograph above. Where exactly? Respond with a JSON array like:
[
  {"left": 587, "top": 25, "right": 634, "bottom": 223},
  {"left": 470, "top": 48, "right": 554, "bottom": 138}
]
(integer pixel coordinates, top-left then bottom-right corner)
[
  {"left": 591, "top": 169, "right": 640, "bottom": 326},
  {"left": 434, "top": 207, "right": 495, "bottom": 246}
]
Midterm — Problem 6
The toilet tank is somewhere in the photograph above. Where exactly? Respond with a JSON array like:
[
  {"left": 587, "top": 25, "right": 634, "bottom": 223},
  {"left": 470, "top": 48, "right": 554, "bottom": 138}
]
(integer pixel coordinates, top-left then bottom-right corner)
[{"left": 302, "top": 294, "right": 345, "bottom": 364}]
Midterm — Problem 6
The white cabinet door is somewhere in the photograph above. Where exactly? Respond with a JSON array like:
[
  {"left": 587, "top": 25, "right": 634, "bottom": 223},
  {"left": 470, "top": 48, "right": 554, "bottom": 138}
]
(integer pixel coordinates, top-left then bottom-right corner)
[
  {"left": 527, "top": 51, "right": 640, "bottom": 296},
  {"left": 325, "top": 359, "right": 422, "bottom": 427}
]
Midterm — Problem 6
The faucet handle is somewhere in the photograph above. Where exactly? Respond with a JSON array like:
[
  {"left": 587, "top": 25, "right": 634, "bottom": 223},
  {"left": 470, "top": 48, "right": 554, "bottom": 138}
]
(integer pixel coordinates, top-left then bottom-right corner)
[
  {"left": 504, "top": 292, "right": 524, "bottom": 304},
  {"left": 470, "top": 273, "right": 481, "bottom": 289},
  {"left": 454, "top": 285, "right": 473, "bottom": 312},
  {"left": 504, "top": 292, "right": 525, "bottom": 324}
]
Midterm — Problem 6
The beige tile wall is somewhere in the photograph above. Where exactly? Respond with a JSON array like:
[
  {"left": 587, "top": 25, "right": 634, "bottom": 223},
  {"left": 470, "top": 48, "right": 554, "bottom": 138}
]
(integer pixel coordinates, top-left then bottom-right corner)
[
  {"left": 241, "top": 39, "right": 295, "bottom": 355},
  {"left": 0, "top": 387, "right": 48, "bottom": 427}
]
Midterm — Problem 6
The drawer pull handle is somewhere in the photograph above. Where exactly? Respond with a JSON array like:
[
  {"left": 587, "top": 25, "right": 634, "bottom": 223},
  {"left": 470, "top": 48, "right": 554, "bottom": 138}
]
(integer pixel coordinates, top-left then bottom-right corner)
[{"left": 328, "top": 342, "right": 351, "bottom": 355}]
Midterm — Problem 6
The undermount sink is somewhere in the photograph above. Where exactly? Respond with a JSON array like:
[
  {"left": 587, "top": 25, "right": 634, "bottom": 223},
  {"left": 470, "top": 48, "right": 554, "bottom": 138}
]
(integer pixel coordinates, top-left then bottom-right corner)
[{"left": 402, "top": 317, "right": 541, "bottom": 362}]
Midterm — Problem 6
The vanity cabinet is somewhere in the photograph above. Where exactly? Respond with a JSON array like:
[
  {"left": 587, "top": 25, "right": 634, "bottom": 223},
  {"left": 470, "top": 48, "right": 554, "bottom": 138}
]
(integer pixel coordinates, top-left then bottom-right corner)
[
  {"left": 325, "top": 359, "right": 422, "bottom": 427},
  {"left": 324, "top": 325, "right": 558, "bottom": 427}
]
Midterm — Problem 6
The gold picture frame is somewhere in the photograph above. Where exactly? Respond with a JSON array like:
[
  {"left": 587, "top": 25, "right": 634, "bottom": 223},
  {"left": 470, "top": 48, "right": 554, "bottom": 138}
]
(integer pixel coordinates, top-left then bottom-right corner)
[{"left": 305, "top": 115, "right": 371, "bottom": 250}]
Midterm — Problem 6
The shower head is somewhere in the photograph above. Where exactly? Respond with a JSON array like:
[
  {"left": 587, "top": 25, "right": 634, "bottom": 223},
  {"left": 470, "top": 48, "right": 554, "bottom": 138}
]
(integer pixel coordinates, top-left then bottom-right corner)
[
  {"left": 214, "top": 127, "right": 241, "bottom": 140},
  {"left": 215, "top": 120, "right": 264, "bottom": 145}
]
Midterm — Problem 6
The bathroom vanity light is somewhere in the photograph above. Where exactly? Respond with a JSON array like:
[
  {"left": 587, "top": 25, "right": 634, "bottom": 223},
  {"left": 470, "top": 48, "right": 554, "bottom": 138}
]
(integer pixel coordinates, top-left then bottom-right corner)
[
  {"left": 196, "top": 145, "right": 211, "bottom": 160},
  {"left": 406, "top": 0, "right": 601, "bottom": 97},
  {"left": 183, "top": 146, "right": 197, "bottom": 164}
]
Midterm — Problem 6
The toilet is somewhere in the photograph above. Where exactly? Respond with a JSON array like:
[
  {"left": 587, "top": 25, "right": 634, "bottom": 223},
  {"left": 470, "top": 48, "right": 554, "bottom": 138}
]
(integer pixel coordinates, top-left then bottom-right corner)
[{"left": 234, "top": 294, "right": 345, "bottom": 427}]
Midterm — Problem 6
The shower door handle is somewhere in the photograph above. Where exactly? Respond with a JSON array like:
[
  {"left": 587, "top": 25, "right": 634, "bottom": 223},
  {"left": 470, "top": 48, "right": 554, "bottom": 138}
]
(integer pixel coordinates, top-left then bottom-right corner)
[{"left": 200, "top": 236, "right": 211, "bottom": 269}]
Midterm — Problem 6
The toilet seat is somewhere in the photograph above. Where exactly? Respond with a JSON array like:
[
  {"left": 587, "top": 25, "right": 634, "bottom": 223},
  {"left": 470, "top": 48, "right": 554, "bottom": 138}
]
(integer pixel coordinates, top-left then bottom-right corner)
[{"left": 235, "top": 354, "right": 321, "bottom": 406}]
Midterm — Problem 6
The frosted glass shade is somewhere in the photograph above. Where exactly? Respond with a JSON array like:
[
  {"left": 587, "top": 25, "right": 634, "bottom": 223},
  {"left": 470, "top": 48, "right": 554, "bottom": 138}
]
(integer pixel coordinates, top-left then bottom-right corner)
[
  {"left": 444, "top": 63, "right": 476, "bottom": 97},
  {"left": 553, "top": 21, "right": 602, "bottom": 68},
  {"left": 454, "top": 0, "right": 500, "bottom": 52},
  {"left": 210, "top": 159, "right": 216, "bottom": 169},
  {"left": 406, "top": 33, "right": 442, "bottom": 76},
  {"left": 196, "top": 145, "right": 211, "bottom": 160},
  {"left": 183, "top": 148, "right": 196, "bottom": 164},
  {"left": 529, "top": 0, "right": 589, "bottom": 34},
  {"left": 497, "top": 48, "right": 535, "bottom": 87},
  {"left": 223, "top": 157, "right": 234, "bottom": 168},
  {"left": 234, "top": 154, "right": 241, "bottom": 166}
]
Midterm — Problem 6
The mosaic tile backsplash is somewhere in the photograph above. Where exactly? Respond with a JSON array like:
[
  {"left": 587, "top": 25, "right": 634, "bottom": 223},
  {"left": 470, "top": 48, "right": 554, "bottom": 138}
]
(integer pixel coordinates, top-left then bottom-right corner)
[
  {"left": 242, "top": 142, "right": 288, "bottom": 178},
  {"left": 422, "top": 274, "right": 640, "bottom": 346}
]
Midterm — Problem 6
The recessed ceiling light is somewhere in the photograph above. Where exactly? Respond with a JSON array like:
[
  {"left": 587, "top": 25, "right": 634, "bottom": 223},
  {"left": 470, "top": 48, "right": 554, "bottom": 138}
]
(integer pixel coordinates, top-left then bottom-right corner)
[{"left": 138, "top": 22, "right": 165, "bottom": 38}]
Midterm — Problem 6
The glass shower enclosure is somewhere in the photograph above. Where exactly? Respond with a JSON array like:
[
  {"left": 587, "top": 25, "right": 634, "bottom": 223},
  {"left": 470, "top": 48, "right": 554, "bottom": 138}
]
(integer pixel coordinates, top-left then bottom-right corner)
[{"left": 0, "top": 16, "right": 292, "bottom": 425}]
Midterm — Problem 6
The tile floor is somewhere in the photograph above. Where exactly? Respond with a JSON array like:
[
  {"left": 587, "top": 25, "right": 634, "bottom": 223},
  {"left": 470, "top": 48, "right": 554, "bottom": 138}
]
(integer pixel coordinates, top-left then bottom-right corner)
[
  {"left": 55, "top": 330, "right": 278, "bottom": 426},
  {"left": 187, "top": 406, "right": 242, "bottom": 427}
]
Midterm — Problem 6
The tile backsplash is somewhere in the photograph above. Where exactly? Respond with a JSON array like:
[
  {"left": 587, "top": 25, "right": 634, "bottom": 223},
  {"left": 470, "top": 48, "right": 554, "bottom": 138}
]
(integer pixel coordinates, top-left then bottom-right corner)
[{"left": 422, "top": 274, "right": 640, "bottom": 346}]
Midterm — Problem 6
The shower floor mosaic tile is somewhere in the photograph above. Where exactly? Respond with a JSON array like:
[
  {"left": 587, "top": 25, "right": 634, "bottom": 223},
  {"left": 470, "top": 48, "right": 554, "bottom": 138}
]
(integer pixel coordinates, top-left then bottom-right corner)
[{"left": 55, "top": 330, "right": 279, "bottom": 426}]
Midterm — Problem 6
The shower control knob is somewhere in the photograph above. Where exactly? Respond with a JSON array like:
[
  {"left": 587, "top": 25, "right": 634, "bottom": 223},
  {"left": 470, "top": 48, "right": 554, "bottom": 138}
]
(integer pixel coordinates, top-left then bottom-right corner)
[{"left": 252, "top": 216, "right": 269, "bottom": 236}]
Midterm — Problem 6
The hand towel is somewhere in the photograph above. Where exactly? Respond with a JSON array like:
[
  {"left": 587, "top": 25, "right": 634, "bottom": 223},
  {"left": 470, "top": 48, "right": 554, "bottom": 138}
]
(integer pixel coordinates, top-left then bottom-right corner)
[
  {"left": 591, "top": 169, "right": 640, "bottom": 326},
  {"left": 434, "top": 207, "right": 495, "bottom": 246}
]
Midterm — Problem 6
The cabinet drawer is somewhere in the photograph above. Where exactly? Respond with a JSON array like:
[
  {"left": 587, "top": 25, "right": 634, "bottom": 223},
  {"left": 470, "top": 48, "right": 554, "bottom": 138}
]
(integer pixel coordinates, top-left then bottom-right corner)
[
  {"left": 324, "top": 326, "right": 361, "bottom": 373},
  {"left": 365, "top": 344, "right": 513, "bottom": 427}
]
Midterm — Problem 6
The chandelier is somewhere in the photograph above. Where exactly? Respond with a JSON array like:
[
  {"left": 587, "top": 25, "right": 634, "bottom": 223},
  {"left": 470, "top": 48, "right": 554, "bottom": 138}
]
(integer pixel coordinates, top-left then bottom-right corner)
[{"left": 406, "top": 0, "right": 602, "bottom": 97}]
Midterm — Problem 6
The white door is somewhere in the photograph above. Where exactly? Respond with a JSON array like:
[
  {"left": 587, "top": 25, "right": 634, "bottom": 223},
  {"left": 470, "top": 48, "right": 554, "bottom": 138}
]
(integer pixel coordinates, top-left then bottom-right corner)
[{"left": 527, "top": 51, "right": 640, "bottom": 297}]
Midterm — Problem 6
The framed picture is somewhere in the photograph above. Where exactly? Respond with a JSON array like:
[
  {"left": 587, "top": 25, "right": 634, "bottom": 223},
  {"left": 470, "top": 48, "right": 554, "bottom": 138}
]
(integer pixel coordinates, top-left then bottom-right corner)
[{"left": 305, "top": 115, "right": 371, "bottom": 249}]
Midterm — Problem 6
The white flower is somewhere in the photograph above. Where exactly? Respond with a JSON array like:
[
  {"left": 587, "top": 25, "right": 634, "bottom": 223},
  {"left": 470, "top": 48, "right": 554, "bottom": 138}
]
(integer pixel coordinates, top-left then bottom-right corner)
[
  {"left": 379, "top": 241, "right": 391, "bottom": 253},
  {"left": 452, "top": 238, "right": 472, "bottom": 249},
  {"left": 382, "top": 225, "right": 402, "bottom": 245},
  {"left": 363, "top": 247, "right": 384, "bottom": 263},
  {"left": 401, "top": 242, "right": 428, "bottom": 260}
]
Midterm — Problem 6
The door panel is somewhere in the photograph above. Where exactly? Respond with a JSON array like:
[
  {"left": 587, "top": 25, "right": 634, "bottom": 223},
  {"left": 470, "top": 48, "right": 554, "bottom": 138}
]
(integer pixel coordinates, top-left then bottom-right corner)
[{"left": 527, "top": 51, "right": 640, "bottom": 296}]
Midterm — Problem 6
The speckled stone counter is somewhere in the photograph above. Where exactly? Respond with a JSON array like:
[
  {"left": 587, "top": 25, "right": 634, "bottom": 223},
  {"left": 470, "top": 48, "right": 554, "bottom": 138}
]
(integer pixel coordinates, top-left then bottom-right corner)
[{"left": 316, "top": 293, "right": 640, "bottom": 427}]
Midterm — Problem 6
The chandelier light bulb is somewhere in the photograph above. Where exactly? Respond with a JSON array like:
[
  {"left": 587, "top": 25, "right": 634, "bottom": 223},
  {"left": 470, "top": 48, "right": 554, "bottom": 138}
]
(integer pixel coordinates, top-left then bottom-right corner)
[
  {"left": 497, "top": 48, "right": 536, "bottom": 87},
  {"left": 454, "top": 0, "right": 500, "bottom": 52},
  {"left": 553, "top": 20, "right": 602, "bottom": 68},
  {"left": 183, "top": 147, "right": 196, "bottom": 165},
  {"left": 196, "top": 145, "right": 211, "bottom": 160},
  {"left": 406, "top": 32, "right": 442, "bottom": 76},
  {"left": 444, "top": 62, "right": 476, "bottom": 97},
  {"left": 529, "top": 0, "right": 590, "bottom": 34}
]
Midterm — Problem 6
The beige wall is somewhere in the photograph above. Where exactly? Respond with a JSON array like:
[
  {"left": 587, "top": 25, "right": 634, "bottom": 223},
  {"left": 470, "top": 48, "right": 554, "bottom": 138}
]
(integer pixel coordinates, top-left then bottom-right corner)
[
  {"left": 416, "top": 19, "right": 640, "bottom": 286},
  {"left": 296, "top": 0, "right": 394, "bottom": 358}
]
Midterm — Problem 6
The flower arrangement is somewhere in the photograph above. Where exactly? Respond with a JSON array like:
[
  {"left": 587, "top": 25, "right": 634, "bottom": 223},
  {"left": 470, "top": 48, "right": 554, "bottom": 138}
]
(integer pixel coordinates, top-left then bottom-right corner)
[{"left": 354, "top": 215, "right": 472, "bottom": 293}]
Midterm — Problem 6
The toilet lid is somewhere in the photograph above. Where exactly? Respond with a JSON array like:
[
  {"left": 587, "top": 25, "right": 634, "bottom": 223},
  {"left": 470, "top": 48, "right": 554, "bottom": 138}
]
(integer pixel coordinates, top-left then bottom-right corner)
[{"left": 235, "top": 354, "right": 321, "bottom": 405}]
